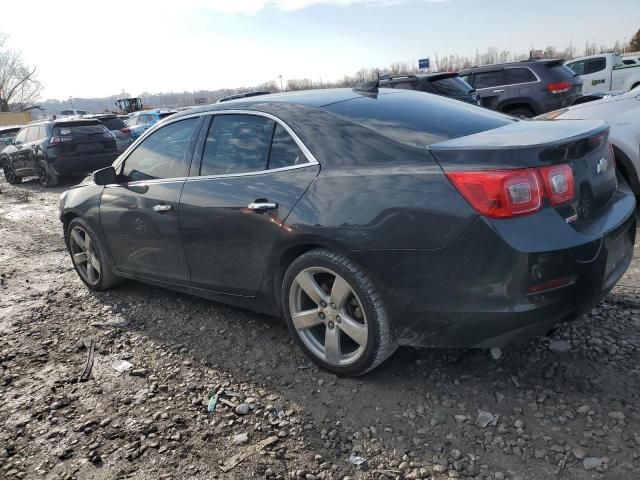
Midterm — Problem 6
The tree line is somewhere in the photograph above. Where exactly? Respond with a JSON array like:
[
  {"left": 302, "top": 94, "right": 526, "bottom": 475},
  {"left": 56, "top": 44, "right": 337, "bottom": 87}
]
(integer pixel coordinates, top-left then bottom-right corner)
[{"left": 2, "top": 28, "right": 639, "bottom": 114}]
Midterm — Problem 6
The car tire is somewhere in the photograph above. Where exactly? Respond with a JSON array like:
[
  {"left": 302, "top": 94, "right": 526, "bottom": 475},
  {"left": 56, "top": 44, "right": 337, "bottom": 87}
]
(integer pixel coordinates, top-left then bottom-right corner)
[
  {"left": 66, "top": 217, "right": 123, "bottom": 291},
  {"left": 281, "top": 249, "right": 397, "bottom": 376},
  {"left": 2, "top": 158, "right": 22, "bottom": 184},
  {"left": 506, "top": 107, "right": 535, "bottom": 119},
  {"left": 37, "top": 160, "right": 59, "bottom": 187}
]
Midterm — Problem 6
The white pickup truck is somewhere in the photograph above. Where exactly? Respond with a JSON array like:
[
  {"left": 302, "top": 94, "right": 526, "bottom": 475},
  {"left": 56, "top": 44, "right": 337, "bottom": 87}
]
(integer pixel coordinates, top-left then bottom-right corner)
[{"left": 565, "top": 53, "right": 640, "bottom": 94}]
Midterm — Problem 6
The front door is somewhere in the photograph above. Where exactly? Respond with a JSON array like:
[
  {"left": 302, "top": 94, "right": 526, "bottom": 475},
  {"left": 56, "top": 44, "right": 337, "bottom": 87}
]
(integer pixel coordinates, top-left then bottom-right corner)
[
  {"left": 10, "top": 126, "right": 37, "bottom": 176},
  {"left": 179, "top": 113, "right": 319, "bottom": 295},
  {"left": 100, "top": 116, "right": 202, "bottom": 283}
]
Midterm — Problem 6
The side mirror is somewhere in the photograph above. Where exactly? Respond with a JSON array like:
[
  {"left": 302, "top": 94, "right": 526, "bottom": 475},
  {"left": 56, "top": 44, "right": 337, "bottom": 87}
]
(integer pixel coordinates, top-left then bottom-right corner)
[{"left": 93, "top": 166, "right": 117, "bottom": 186}]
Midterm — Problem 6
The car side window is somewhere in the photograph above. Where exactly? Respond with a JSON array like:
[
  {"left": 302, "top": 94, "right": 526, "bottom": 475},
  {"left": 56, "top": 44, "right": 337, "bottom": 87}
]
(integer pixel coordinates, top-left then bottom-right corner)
[
  {"left": 566, "top": 61, "right": 584, "bottom": 76},
  {"left": 585, "top": 58, "right": 606, "bottom": 75},
  {"left": 268, "top": 124, "right": 309, "bottom": 170},
  {"left": 200, "top": 114, "right": 274, "bottom": 176},
  {"left": 121, "top": 117, "right": 198, "bottom": 182},
  {"left": 14, "top": 128, "right": 28, "bottom": 144},
  {"left": 505, "top": 68, "right": 537, "bottom": 84},
  {"left": 126, "top": 116, "right": 138, "bottom": 126},
  {"left": 473, "top": 71, "right": 506, "bottom": 89},
  {"left": 26, "top": 127, "right": 38, "bottom": 143}
]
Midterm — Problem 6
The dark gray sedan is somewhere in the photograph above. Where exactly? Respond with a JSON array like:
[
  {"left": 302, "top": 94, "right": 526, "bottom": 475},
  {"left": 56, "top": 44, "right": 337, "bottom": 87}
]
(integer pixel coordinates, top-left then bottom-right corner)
[{"left": 59, "top": 87, "right": 636, "bottom": 375}]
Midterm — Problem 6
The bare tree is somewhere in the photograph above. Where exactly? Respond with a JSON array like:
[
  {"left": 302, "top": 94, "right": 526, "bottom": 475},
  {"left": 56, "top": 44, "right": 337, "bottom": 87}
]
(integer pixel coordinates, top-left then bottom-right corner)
[
  {"left": 0, "top": 34, "right": 42, "bottom": 112},
  {"left": 630, "top": 28, "right": 640, "bottom": 52}
]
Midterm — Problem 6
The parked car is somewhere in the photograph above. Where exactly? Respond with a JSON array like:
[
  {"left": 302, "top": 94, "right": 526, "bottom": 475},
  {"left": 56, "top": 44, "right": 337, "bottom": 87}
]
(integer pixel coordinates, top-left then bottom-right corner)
[
  {"left": 459, "top": 59, "right": 582, "bottom": 117},
  {"left": 59, "top": 87, "right": 636, "bottom": 376},
  {"left": 565, "top": 53, "right": 640, "bottom": 94},
  {"left": 59, "top": 109, "right": 90, "bottom": 117},
  {"left": 87, "top": 114, "right": 133, "bottom": 152},
  {"left": 536, "top": 85, "right": 640, "bottom": 195},
  {"left": 379, "top": 72, "right": 479, "bottom": 104},
  {"left": 571, "top": 90, "right": 625, "bottom": 105},
  {"left": 0, "top": 126, "right": 22, "bottom": 152},
  {"left": 125, "top": 110, "right": 177, "bottom": 139},
  {"left": 1, "top": 118, "right": 119, "bottom": 187}
]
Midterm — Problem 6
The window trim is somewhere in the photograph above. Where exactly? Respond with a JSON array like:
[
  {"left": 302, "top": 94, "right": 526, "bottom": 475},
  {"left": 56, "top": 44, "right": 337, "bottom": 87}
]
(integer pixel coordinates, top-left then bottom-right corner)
[
  {"left": 187, "top": 110, "right": 319, "bottom": 183},
  {"left": 472, "top": 67, "right": 540, "bottom": 90},
  {"left": 109, "top": 114, "right": 204, "bottom": 187}
]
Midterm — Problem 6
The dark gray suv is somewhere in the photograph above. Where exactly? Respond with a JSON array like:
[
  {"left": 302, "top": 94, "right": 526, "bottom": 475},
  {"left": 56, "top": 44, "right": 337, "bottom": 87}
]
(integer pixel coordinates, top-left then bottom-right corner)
[{"left": 459, "top": 60, "right": 583, "bottom": 117}]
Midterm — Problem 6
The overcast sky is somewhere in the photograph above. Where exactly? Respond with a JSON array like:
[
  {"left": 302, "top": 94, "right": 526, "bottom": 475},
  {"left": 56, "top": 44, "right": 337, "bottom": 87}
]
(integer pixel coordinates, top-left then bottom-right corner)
[{"left": 3, "top": 0, "right": 638, "bottom": 100}]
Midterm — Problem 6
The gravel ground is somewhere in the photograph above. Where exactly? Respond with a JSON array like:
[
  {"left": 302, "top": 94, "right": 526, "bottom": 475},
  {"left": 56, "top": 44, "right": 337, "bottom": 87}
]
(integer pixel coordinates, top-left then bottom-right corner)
[{"left": 1, "top": 176, "right": 639, "bottom": 480}]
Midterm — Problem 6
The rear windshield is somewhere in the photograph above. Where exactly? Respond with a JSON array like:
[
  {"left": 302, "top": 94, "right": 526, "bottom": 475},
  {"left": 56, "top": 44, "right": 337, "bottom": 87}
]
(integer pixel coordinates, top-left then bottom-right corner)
[
  {"left": 100, "top": 117, "right": 126, "bottom": 130},
  {"left": 325, "top": 90, "right": 513, "bottom": 148},
  {"left": 53, "top": 123, "right": 109, "bottom": 137},
  {"left": 545, "top": 62, "right": 576, "bottom": 80},
  {"left": 428, "top": 76, "right": 473, "bottom": 96}
]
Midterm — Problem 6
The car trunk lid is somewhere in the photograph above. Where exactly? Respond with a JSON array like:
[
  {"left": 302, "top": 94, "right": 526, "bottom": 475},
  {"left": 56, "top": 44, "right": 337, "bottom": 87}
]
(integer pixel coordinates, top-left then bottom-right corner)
[{"left": 430, "top": 119, "right": 617, "bottom": 228}]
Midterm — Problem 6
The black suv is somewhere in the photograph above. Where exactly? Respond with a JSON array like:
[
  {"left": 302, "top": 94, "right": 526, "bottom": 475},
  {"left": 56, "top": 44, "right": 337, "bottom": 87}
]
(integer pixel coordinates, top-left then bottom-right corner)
[
  {"left": 379, "top": 72, "right": 479, "bottom": 104},
  {"left": 1, "top": 118, "right": 119, "bottom": 187},
  {"left": 459, "top": 60, "right": 582, "bottom": 117}
]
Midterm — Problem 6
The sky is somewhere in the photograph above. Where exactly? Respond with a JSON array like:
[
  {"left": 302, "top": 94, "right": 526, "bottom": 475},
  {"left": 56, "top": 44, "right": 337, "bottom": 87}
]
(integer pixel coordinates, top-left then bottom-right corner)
[{"left": 2, "top": 0, "right": 638, "bottom": 100}]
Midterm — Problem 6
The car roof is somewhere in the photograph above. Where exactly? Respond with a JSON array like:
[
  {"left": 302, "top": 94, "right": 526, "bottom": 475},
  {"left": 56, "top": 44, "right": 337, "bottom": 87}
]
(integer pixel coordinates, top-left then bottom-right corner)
[
  {"left": 0, "top": 125, "right": 22, "bottom": 131},
  {"left": 459, "top": 59, "right": 563, "bottom": 74}
]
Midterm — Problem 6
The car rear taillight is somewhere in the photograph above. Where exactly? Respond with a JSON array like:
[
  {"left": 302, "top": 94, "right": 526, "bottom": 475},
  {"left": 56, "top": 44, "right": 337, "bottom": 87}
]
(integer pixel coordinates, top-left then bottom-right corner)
[
  {"left": 120, "top": 127, "right": 131, "bottom": 134},
  {"left": 539, "top": 164, "right": 575, "bottom": 205},
  {"left": 446, "top": 164, "right": 575, "bottom": 219},
  {"left": 446, "top": 169, "right": 542, "bottom": 218},
  {"left": 546, "top": 81, "right": 572, "bottom": 94}
]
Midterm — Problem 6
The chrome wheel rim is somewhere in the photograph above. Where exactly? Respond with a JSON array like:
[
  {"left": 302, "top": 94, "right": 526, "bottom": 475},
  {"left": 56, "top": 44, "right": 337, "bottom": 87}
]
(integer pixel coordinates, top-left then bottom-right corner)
[
  {"left": 69, "top": 226, "right": 101, "bottom": 286},
  {"left": 289, "top": 267, "right": 368, "bottom": 367}
]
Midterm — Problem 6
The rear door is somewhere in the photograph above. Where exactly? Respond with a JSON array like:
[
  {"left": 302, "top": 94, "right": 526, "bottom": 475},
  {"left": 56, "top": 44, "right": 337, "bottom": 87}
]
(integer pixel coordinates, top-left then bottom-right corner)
[
  {"left": 179, "top": 112, "right": 319, "bottom": 295},
  {"left": 471, "top": 69, "right": 509, "bottom": 110},
  {"left": 100, "top": 116, "right": 202, "bottom": 283},
  {"left": 505, "top": 67, "right": 538, "bottom": 106}
]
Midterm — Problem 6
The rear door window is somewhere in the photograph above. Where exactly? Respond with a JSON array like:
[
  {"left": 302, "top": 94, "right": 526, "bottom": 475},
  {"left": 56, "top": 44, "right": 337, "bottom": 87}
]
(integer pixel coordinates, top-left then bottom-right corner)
[
  {"left": 268, "top": 124, "right": 308, "bottom": 169},
  {"left": 121, "top": 117, "right": 198, "bottom": 182},
  {"left": 505, "top": 68, "right": 537, "bottom": 84},
  {"left": 473, "top": 70, "right": 506, "bottom": 89},
  {"left": 200, "top": 114, "right": 274, "bottom": 176}
]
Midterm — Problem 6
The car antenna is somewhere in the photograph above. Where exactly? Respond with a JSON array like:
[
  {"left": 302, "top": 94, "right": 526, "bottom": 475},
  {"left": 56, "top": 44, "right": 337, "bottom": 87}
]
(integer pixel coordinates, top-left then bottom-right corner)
[{"left": 352, "top": 71, "right": 380, "bottom": 93}]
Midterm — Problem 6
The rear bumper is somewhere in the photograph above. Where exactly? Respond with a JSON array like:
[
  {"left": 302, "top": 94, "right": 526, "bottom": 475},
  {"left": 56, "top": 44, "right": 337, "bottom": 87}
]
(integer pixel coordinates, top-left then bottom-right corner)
[
  {"left": 350, "top": 191, "right": 636, "bottom": 348},
  {"left": 49, "top": 152, "right": 119, "bottom": 176}
]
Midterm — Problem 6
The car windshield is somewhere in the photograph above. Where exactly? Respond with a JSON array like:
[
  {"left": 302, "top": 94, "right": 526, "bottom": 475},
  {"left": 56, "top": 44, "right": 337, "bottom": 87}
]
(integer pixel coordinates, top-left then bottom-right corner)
[{"left": 325, "top": 90, "right": 513, "bottom": 148}]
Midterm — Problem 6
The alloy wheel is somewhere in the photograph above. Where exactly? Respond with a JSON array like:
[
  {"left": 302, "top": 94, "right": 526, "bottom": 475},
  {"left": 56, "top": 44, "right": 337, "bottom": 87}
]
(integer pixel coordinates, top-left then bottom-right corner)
[
  {"left": 289, "top": 267, "right": 368, "bottom": 367},
  {"left": 3, "top": 164, "right": 15, "bottom": 183},
  {"left": 69, "top": 226, "right": 101, "bottom": 286}
]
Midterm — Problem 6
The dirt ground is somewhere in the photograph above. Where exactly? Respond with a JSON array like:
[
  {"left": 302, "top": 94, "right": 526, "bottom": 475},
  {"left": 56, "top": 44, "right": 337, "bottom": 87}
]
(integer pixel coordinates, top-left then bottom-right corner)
[{"left": 1, "top": 175, "right": 640, "bottom": 480}]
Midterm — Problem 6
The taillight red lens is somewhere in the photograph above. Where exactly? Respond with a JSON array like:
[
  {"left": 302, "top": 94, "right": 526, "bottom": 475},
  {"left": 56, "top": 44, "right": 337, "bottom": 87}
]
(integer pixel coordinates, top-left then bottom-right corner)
[
  {"left": 546, "top": 81, "right": 572, "bottom": 93},
  {"left": 446, "top": 169, "right": 542, "bottom": 218},
  {"left": 447, "top": 164, "right": 575, "bottom": 219},
  {"left": 539, "top": 164, "right": 575, "bottom": 205}
]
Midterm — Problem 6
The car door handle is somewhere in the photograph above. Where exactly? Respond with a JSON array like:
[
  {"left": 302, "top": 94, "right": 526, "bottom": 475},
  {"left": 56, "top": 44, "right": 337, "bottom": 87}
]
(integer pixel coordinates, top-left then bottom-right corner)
[
  {"left": 248, "top": 201, "right": 278, "bottom": 211},
  {"left": 152, "top": 204, "right": 173, "bottom": 213},
  {"left": 493, "top": 89, "right": 505, "bottom": 93}
]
